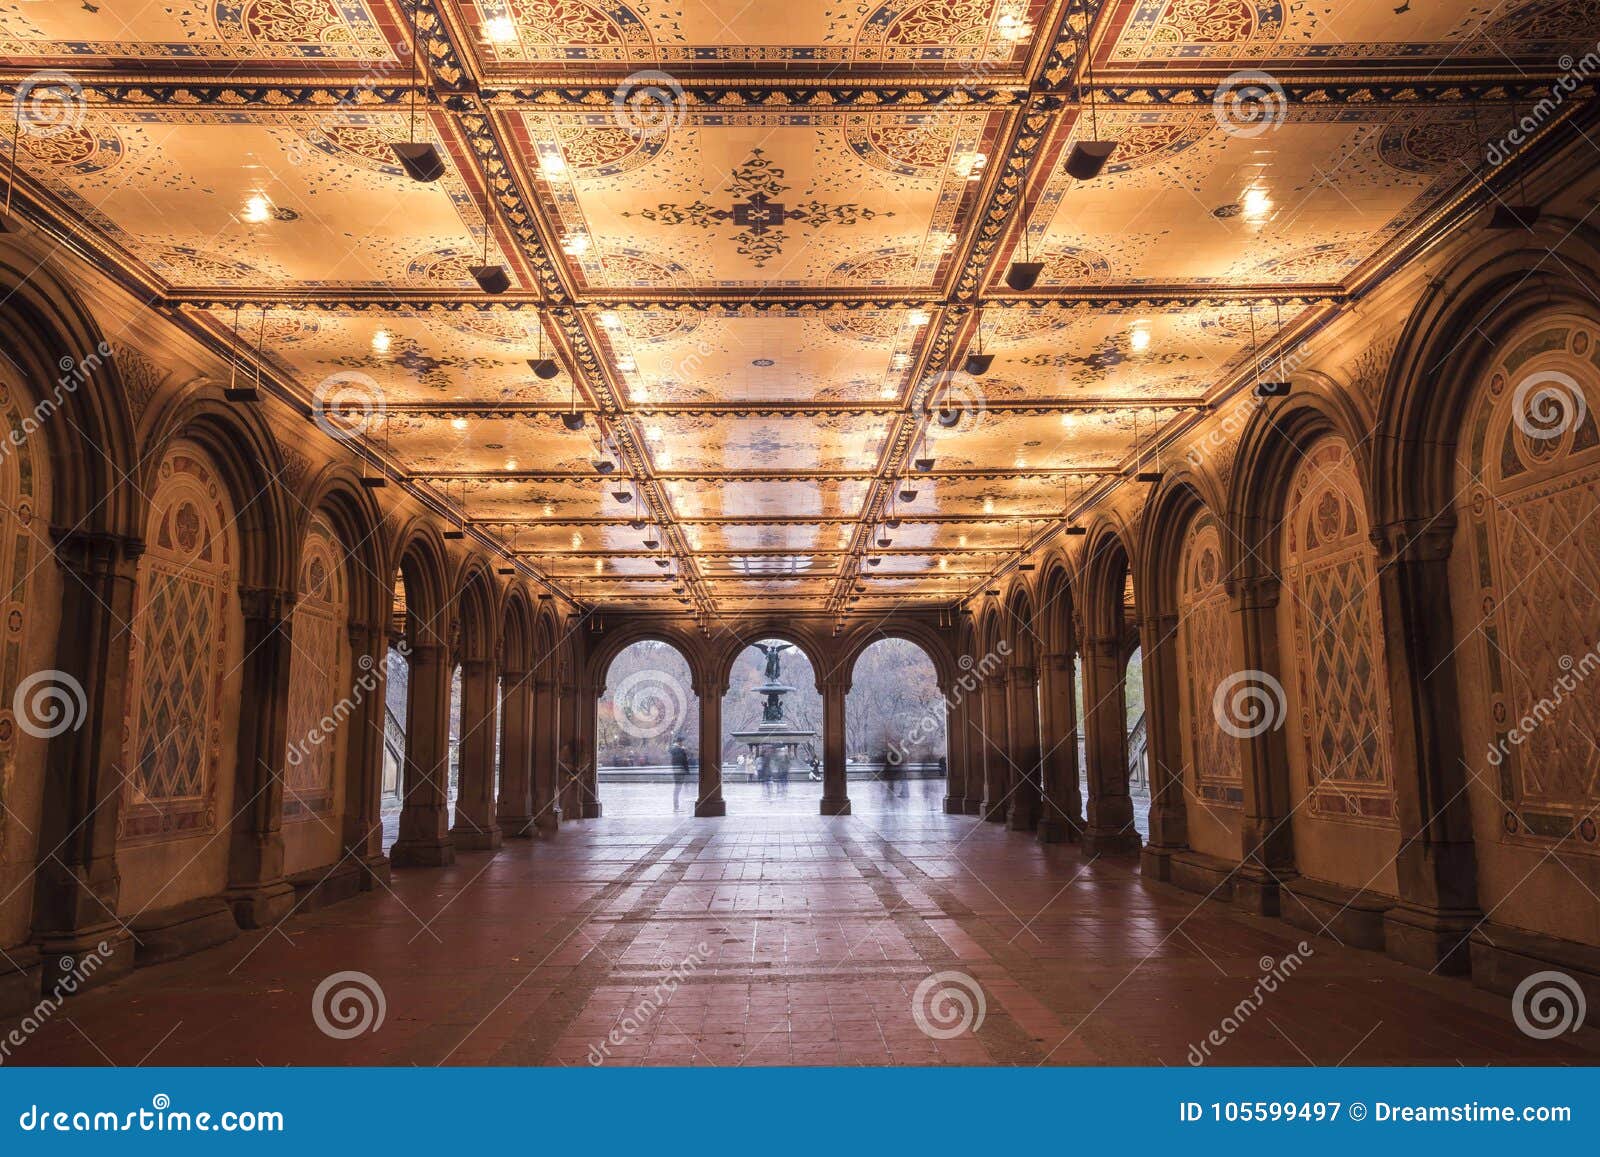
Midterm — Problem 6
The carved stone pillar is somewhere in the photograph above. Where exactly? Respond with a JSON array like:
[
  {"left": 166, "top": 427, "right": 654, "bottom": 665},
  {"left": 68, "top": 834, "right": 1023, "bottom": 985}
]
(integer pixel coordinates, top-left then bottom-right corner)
[
  {"left": 694, "top": 680, "right": 727, "bottom": 817},
  {"left": 820, "top": 679, "right": 851, "bottom": 815},
  {"left": 342, "top": 622, "right": 391, "bottom": 886},
  {"left": 558, "top": 682, "right": 582, "bottom": 821},
  {"left": 390, "top": 641, "right": 455, "bottom": 867},
  {"left": 1038, "top": 650, "right": 1084, "bottom": 843},
  {"left": 942, "top": 688, "right": 967, "bottom": 815},
  {"left": 30, "top": 532, "right": 142, "bottom": 984},
  {"left": 1372, "top": 523, "right": 1480, "bottom": 973},
  {"left": 962, "top": 683, "right": 986, "bottom": 815},
  {"left": 451, "top": 657, "right": 503, "bottom": 850},
  {"left": 495, "top": 668, "right": 535, "bottom": 838},
  {"left": 576, "top": 680, "right": 601, "bottom": 818},
  {"left": 531, "top": 676, "right": 561, "bottom": 832},
  {"left": 1139, "top": 612, "right": 1188, "bottom": 880},
  {"left": 980, "top": 674, "right": 1011, "bottom": 822},
  {"left": 1006, "top": 664, "right": 1043, "bottom": 831},
  {"left": 1081, "top": 633, "right": 1139, "bottom": 854},
  {"left": 1229, "top": 576, "right": 1295, "bottom": 913},
  {"left": 223, "top": 585, "right": 298, "bottom": 927}
]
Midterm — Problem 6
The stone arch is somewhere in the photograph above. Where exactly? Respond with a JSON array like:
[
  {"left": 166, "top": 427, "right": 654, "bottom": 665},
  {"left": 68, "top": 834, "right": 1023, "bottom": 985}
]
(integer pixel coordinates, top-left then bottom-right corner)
[
  {"left": 298, "top": 464, "right": 388, "bottom": 634},
  {"left": 834, "top": 617, "right": 956, "bottom": 694},
  {"left": 710, "top": 620, "right": 834, "bottom": 693},
  {"left": 1076, "top": 518, "right": 1140, "bottom": 853},
  {"left": 586, "top": 620, "right": 707, "bottom": 694}
]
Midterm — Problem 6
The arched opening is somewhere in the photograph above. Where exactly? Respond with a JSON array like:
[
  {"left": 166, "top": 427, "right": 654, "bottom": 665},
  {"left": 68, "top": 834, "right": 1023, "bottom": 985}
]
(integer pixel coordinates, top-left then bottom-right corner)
[
  {"left": 720, "top": 638, "right": 821, "bottom": 814},
  {"left": 846, "top": 637, "right": 948, "bottom": 814},
  {"left": 381, "top": 571, "right": 409, "bottom": 851},
  {"left": 1124, "top": 644, "right": 1147, "bottom": 839},
  {"left": 597, "top": 639, "right": 700, "bottom": 816}
]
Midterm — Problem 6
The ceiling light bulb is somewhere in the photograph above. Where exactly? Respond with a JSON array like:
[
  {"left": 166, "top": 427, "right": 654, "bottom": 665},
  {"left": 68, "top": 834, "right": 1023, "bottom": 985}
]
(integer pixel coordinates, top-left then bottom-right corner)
[
  {"left": 242, "top": 194, "right": 271, "bottom": 223},
  {"left": 504, "top": 458, "right": 518, "bottom": 470},
  {"left": 542, "top": 503, "right": 554, "bottom": 517},
  {"left": 371, "top": 329, "right": 392, "bottom": 354},
  {"left": 1060, "top": 412, "right": 1077, "bottom": 428},
  {"left": 958, "top": 534, "right": 968, "bottom": 547},
  {"left": 1130, "top": 324, "right": 1152, "bottom": 353},
  {"left": 616, "top": 355, "right": 636, "bottom": 373},
  {"left": 570, "top": 533, "right": 583, "bottom": 549},
  {"left": 451, "top": 416, "right": 469, "bottom": 430},
  {"left": 1241, "top": 186, "right": 1273, "bottom": 222},
  {"left": 996, "top": 12, "right": 1032, "bottom": 40},
  {"left": 646, "top": 425, "right": 663, "bottom": 441},
  {"left": 561, "top": 233, "right": 590, "bottom": 256},
  {"left": 983, "top": 498, "right": 994, "bottom": 514},
  {"left": 908, "top": 310, "right": 930, "bottom": 327},
  {"left": 599, "top": 310, "right": 622, "bottom": 329},
  {"left": 484, "top": 14, "right": 517, "bottom": 43}
]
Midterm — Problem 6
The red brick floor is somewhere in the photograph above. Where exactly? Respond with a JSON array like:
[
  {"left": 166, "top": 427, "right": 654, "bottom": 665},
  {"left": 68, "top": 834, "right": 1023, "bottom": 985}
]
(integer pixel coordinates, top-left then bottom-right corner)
[{"left": 10, "top": 809, "right": 1600, "bottom": 1066}]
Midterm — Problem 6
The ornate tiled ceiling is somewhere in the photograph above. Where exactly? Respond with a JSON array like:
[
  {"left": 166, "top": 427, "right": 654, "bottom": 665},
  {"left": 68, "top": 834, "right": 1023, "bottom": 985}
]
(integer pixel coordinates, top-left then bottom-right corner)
[{"left": 1, "top": 0, "right": 1594, "bottom": 619}]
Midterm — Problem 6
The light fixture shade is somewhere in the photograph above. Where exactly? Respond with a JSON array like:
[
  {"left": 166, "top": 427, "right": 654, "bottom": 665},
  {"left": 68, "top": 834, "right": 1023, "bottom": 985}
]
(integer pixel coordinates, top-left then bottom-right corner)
[
  {"left": 610, "top": 488, "right": 631, "bottom": 502},
  {"left": 469, "top": 264, "right": 511, "bottom": 294},
  {"left": 223, "top": 384, "right": 260, "bottom": 403},
  {"left": 934, "top": 407, "right": 961, "bottom": 429},
  {"left": 359, "top": 475, "right": 387, "bottom": 489},
  {"left": 560, "top": 410, "right": 586, "bottom": 431},
  {"left": 1254, "top": 379, "right": 1291, "bottom": 398},
  {"left": 876, "top": 535, "right": 892, "bottom": 548},
  {"left": 1005, "top": 260, "right": 1045, "bottom": 291},
  {"left": 963, "top": 352, "right": 994, "bottom": 376},
  {"left": 898, "top": 488, "right": 918, "bottom": 502},
  {"left": 1018, "top": 561, "right": 1036, "bottom": 571},
  {"left": 867, "top": 557, "right": 881, "bottom": 566},
  {"left": 529, "top": 358, "right": 561, "bottom": 381},
  {"left": 913, "top": 457, "right": 935, "bottom": 472},
  {"left": 497, "top": 564, "right": 516, "bottom": 575},
  {"left": 593, "top": 458, "right": 615, "bottom": 474},
  {"left": 1064, "top": 525, "right": 1087, "bottom": 536},
  {"left": 885, "top": 517, "right": 902, "bottom": 529},
  {"left": 443, "top": 528, "right": 465, "bottom": 541},
  {"left": 1064, "top": 140, "right": 1117, "bottom": 181},
  {"left": 390, "top": 141, "right": 445, "bottom": 183},
  {"left": 1487, "top": 204, "right": 1541, "bottom": 230},
  {"left": 1135, "top": 470, "right": 1163, "bottom": 484},
  {"left": 643, "top": 537, "right": 660, "bottom": 549}
]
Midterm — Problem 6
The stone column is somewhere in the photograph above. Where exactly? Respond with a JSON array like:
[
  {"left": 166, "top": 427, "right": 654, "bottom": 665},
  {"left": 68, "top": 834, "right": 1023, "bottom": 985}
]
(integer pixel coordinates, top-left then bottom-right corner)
[
  {"left": 576, "top": 680, "right": 601, "bottom": 818},
  {"left": 820, "top": 678, "right": 851, "bottom": 816},
  {"left": 1080, "top": 633, "right": 1139, "bottom": 854},
  {"left": 30, "top": 532, "right": 142, "bottom": 984},
  {"left": 450, "top": 657, "right": 503, "bottom": 850},
  {"left": 342, "top": 622, "right": 391, "bottom": 886},
  {"left": 1038, "top": 649, "right": 1084, "bottom": 843},
  {"left": 694, "top": 679, "right": 727, "bottom": 817},
  {"left": 531, "top": 676, "right": 561, "bottom": 832},
  {"left": 390, "top": 641, "right": 455, "bottom": 867},
  {"left": 980, "top": 674, "right": 1011, "bottom": 822},
  {"left": 942, "top": 689, "right": 967, "bottom": 814},
  {"left": 1006, "top": 663, "right": 1043, "bottom": 831},
  {"left": 557, "top": 681, "right": 582, "bottom": 821},
  {"left": 1139, "top": 612, "right": 1188, "bottom": 879},
  {"left": 495, "top": 668, "right": 535, "bottom": 838},
  {"left": 962, "top": 685, "right": 986, "bottom": 815},
  {"left": 223, "top": 585, "right": 298, "bottom": 927},
  {"left": 1372, "top": 524, "right": 1480, "bottom": 973},
  {"left": 1229, "top": 576, "right": 1295, "bottom": 913}
]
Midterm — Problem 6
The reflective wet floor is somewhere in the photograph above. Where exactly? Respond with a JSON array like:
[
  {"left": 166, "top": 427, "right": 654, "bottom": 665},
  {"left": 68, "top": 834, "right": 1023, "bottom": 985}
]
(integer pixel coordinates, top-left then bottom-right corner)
[{"left": 12, "top": 796, "right": 1598, "bottom": 1066}]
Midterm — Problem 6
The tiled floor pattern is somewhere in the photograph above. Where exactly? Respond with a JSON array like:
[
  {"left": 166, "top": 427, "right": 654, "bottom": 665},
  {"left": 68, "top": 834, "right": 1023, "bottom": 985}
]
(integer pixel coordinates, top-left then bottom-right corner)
[{"left": 11, "top": 806, "right": 1599, "bottom": 1066}]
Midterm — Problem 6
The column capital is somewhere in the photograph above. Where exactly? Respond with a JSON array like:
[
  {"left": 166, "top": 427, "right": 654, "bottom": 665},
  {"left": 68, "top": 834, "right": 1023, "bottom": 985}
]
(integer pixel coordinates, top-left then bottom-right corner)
[
  {"left": 1009, "top": 663, "right": 1038, "bottom": 688},
  {"left": 501, "top": 667, "right": 531, "bottom": 681},
  {"left": 51, "top": 528, "right": 144, "bottom": 573},
  {"left": 693, "top": 681, "right": 728, "bottom": 699},
  {"left": 817, "top": 678, "right": 851, "bottom": 697},
  {"left": 1227, "top": 573, "right": 1280, "bottom": 612},
  {"left": 458, "top": 656, "right": 495, "bottom": 676},
  {"left": 1370, "top": 518, "right": 1456, "bottom": 565},
  {"left": 1043, "top": 650, "right": 1074, "bottom": 671},
  {"left": 237, "top": 584, "right": 296, "bottom": 623}
]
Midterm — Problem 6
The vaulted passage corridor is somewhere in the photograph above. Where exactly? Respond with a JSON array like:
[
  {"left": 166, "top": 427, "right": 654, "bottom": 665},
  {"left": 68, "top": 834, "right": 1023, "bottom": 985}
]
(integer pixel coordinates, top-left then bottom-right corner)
[{"left": 10, "top": 812, "right": 1595, "bottom": 1067}]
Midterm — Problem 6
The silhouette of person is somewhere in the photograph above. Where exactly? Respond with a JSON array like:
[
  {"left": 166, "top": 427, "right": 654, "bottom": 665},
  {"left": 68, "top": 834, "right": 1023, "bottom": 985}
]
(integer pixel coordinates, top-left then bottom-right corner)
[{"left": 670, "top": 736, "right": 692, "bottom": 813}]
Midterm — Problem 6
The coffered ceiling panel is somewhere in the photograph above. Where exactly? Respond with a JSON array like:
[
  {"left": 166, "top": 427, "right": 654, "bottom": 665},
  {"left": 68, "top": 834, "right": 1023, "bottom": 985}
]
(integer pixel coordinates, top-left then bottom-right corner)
[
  {"left": 644, "top": 413, "right": 895, "bottom": 474},
  {"left": 507, "top": 107, "right": 1005, "bottom": 292}
]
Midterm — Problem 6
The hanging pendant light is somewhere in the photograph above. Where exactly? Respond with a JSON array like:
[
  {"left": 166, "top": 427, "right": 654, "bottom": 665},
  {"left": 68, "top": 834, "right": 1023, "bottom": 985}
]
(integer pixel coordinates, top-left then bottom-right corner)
[
  {"left": 443, "top": 480, "right": 466, "bottom": 540},
  {"left": 1064, "top": 28, "right": 1116, "bottom": 180},
  {"left": 1255, "top": 300, "right": 1291, "bottom": 397},
  {"left": 469, "top": 175, "right": 510, "bottom": 293},
  {"left": 963, "top": 310, "right": 994, "bottom": 376},
  {"left": 0, "top": 109, "right": 23, "bottom": 233},
  {"left": 531, "top": 316, "right": 566, "bottom": 389},
  {"left": 1005, "top": 153, "right": 1044, "bottom": 291},
  {"left": 497, "top": 529, "right": 519, "bottom": 575},
  {"left": 225, "top": 307, "right": 264, "bottom": 402},
  {"left": 360, "top": 409, "right": 390, "bottom": 488},
  {"left": 1133, "top": 409, "right": 1163, "bottom": 483},
  {"left": 392, "top": 1, "right": 445, "bottom": 182}
]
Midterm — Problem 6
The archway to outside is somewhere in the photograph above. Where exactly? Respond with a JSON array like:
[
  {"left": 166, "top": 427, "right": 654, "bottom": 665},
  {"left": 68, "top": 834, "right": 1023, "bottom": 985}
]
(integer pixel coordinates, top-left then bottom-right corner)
[
  {"left": 381, "top": 570, "right": 408, "bottom": 850},
  {"left": 846, "top": 638, "right": 947, "bottom": 814},
  {"left": 1124, "top": 644, "right": 1148, "bottom": 838},
  {"left": 720, "top": 639, "right": 822, "bottom": 814},
  {"left": 597, "top": 640, "right": 699, "bottom": 816}
]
